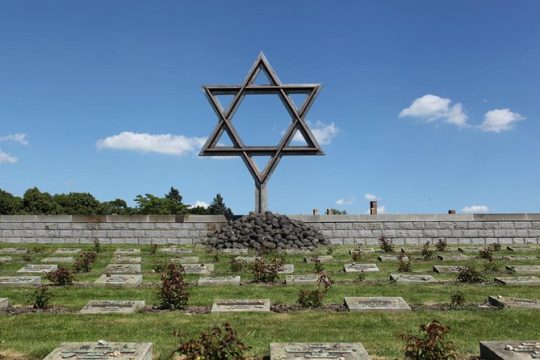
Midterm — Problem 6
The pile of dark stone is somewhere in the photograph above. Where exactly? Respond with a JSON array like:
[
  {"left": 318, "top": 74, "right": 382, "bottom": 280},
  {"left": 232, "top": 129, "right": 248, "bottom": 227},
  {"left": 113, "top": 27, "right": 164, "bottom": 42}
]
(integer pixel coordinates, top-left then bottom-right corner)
[{"left": 206, "top": 211, "right": 330, "bottom": 251}]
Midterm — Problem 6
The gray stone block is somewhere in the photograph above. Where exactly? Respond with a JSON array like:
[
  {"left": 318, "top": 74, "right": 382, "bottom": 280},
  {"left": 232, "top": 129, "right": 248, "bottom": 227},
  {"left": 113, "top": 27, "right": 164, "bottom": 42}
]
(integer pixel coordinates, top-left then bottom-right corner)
[
  {"left": 269, "top": 343, "right": 370, "bottom": 360},
  {"left": 43, "top": 342, "right": 152, "bottom": 360},
  {"left": 211, "top": 299, "right": 270, "bottom": 313},
  {"left": 480, "top": 340, "right": 540, "bottom": 360}
]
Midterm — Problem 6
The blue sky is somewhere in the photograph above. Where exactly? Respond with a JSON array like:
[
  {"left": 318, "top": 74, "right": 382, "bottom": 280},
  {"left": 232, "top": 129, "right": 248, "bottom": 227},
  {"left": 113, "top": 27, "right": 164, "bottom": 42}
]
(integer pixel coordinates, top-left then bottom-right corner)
[{"left": 1, "top": 1, "right": 539, "bottom": 215}]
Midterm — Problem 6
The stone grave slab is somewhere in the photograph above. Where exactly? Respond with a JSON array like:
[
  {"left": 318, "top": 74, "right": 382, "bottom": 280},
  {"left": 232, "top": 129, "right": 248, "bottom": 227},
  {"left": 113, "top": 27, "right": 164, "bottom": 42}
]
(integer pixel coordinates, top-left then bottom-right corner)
[
  {"left": 502, "top": 255, "right": 538, "bottom": 261},
  {"left": 278, "top": 264, "right": 294, "bottom": 274},
  {"left": 0, "top": 276, "right": 41, "bottom": 286},
  {"left": 43, "top": 341, "right": 152, "bottom": 360},
  {"left": 211, "top": 299, "right": 271, "bottom": 313},
  {"left": 221, "top": 248, "right": 249, "bottom": 255},
  {"left": 54, "top": 248, "right": 81, "bottom": 255},
  {"left": 378, "top": 255, "right": 409, "bottom": 262},
  {"left": 234, "top": 256, "right": 261, "bottom": 263},
  {"left": 488, "top": 295, "right": 540, "bottom": 309},
  {"left": 0, "top": 298, "right": 8, "bottom": 309},
  {"left": 480, "top": 340, "right": 540, "bottom": 360},
  {"left": 433, "top": 265, "right": 466, "bottom": 273},
  {"left": 350, "top": 248, "right": 375, "bottom": 254},
  {"left": 0, "top": 247, "right": 28, "bottom": 254},
  {"left": 506, "top": 265, "right": 540, "bottom": 274},
  {"left": 269, "top": 343, "right": 371, "bottom": 360},
  {"left": 17, "top": 264, "right": 58, "bottom": 273},
  {"left": 437, "top": 254, "right": 471, "bottom": 261},
  {"left": 0, "top": 256, "right": 12, "bottom": 263},
  {"left": 182, "top": 263, "right": 214, "bottom": 274},
  {"left": 494, "top": 276, "right": 540, "bottom": 286},
  {"left": 507, "top": 246, "right": 533, "bottom": 252},
  {"left": 170, "top": 256, "right": 200, "bottom": 264},
  {"left": 114, "top": 256, "right": 142, "bottom": 264},
  {"left": 198, "top": 276, "right": 241, "bottom": 286},
  {"left": 158, "top": 247, "right": 192, "bottom": 255},
  {"left": 304, "top": 255, "right": 334, "bottom": 263},
  {"left": 80, "top": 300, "right": 146, "bottom": 314},
  {"left": 285, "top": 274, "right": 319, "bottom": 285},
  {"left": 400, "top": 248, "right": 421, "bottom": 254},
  {"left": 344, "top": 263, "right": 379, "bottom": 273},
  {"left": 104, "top": 263, "right": 141, "bottom": 274},
  {"left": 114, "top": 248, "right": 141, "bottom": 255},
  {"left": 344, "top": 297, "right": 411, "bottom": 312},
  {"left": 389, "top": 274, "right": 437, "bottom": 284},
  {"left": 41, "top": 257, "right": 74, "bottom": 264},
  {"left": 458, "top": 247, "right": 481, "bottom": 253},
  {"left": 284, "top": 249, "right": 313, "bottom": 255},
  {"left": 95, "top": 274, "right": 142, "bottom": 288}
]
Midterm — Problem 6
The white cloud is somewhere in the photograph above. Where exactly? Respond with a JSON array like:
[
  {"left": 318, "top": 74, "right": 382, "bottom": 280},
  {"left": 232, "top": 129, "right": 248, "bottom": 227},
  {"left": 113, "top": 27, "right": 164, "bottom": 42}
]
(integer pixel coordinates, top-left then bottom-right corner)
[
  {"left": 399, "top": 94, "right": 468, "bottom": 127},
  {"left": 364, "top": 193, "right": 379, "bottom": 201},
  {"left": 0, "top": 150, "right": 18, "bottom": 164},
  {"left": 378, "top": 205, "right": 386, "bottom": 214},
  {"left": 292, "top": 121, "right": 339, "bottom": 145},
  {"left": 190, "top": 201, "right": 209, "bottom": 208},
  {"left": 96, "top": 132, "right": 206, "bottom": 156},
  {"left": 335, "top": 197, "right": 354, "bottom": 206},
  {"left": 462, "top": 205, "right": 489, "bottom": 213},
  {"left": 479, "top": 109, "right": 525, "bottom": 133},
  {"left": 0, "top": 133, "right": 28, "bottom": 145}
]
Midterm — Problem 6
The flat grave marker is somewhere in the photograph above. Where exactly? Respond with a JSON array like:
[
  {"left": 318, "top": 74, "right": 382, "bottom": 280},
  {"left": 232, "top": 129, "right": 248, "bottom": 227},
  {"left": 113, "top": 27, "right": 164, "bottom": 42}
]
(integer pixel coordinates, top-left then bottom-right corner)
[
  {"left": 344, "top": 297, "right": 411, "bottom": 312},
  {"left": 211, "top": 299, "right": 271, "bottom": 313},
  {"left": 158, "top": 247, "right": 192, "bottom": 255},
  {"left": 17, "top": 264, "right": 58, "bottom": 274},
  {"left": 350, "top": 248, "right": 375, "bottom": 254},
  {"left": 234, "top": 256, "right": 261, "bottom": 263},
  {"left": 43, "top": 341, "right": 152, "bottom": 360},
  {"left": 458, "top": 247, "right": 481, "bottom": 253},
  {"left": 269, "top": 343, "right": 371, "bottom": 360},
  {"left": 487, "top": 295, "right": 540, "bottom": 309},
  {"left": 0, "top": 276, "right": 41, "bottom": 286},
  {"left": 480, "top": 340, "right": 540, "bottom": 360},
  {"left": 285, "top": 274, "right": 319, "bottom": 285},
  {"left": 0, "top": 298, "right": 8, "bottom": 309},
  {"left": 198, "top": 276, "right": 241, "bottom": 286},
  {"left": 501, "top": 255, "right": 537, "bottom": 261},
  {"left": 41, "top": 257, "right": 74, "bottom": 264},
  {"left": 437, "top": 254, "right": 471, "bottom": 261},
  {"left": 278, "top": 264, "right": 294, "bottom": 274},
  {"left": 378, "top": 255, "right": 409, "bottom": 262},
  {"left": 114, "top": 256, "right": 142, "bottom": 264},
  {"left": 0, "top": 248, "right": 28, "bottom": 254},
  {"left": 389, "top": 274, "right": 437, "bottom": 284},
  {"left": 221, "top": 248, "right": 249, "bottom": 255},
  {"left": 507, "top": 246, "right": 534, "bottom": 252},
  {"left": 304, "top": 255, "right": 334, "bottom": 263},
  {"left": 343, "top": 263, "right": 379, "bottom": 273},
  {"left": 506, "top": 265, "right": 540, "bottom": 274},
  {"left": 400, "top": 248, "right": 421, "bottom": 254},
  {"left": 170, "top": 256, "right": 200, "bottom": 264},
  {"left": 0, "top": 256, "right": 12, "bottom": 263},
  {"left": 80, "top": 300, "right": 145, "bottom": 314},
  {"left": 433, "top": 265, "right": 466, "bottom": 273},
  {"left": 94, "top": 274, "right": 142, "bottom": 288},
  {"left": 183, "top": 263, "right": 214, "bottom": 274},
  {"left": 104, "top": 264, "right": 141, "bottom": 274},
  {"left": 494, "top": 276, "right": 540, "bottom": 286},
  {"left": 114, "top": 248, "right": 141, "bottom": 255},
  {"left": 54, "top": 248, "right": 81, "bottom": 255}
]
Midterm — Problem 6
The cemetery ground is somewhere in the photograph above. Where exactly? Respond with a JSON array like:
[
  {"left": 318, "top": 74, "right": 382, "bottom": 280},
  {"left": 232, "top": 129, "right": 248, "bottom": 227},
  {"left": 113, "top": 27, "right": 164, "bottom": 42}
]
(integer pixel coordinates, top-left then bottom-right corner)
[{"left": 0, "top": 243, "right": 539, "bottom": 359}]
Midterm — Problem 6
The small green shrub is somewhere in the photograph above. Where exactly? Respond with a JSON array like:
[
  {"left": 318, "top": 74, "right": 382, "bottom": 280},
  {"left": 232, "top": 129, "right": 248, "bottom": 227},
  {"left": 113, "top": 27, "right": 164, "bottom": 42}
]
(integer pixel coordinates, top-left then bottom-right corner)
[
  {"left": 478, "top": 247, "right": 493, "bottom": 260},
  {"left": 173, "top": 322, "right": 250, "bottom": 360},
  {"left": 230, "top": 258, "right": 246, "bottom": 272},
  {"left": 435, "top": 239, "right": 448, "bottom": 252},
  {"left": 449, "top": 291, "right": 465, "bottom": 307},
  {"left": 351, "top": 250, "right": 363, "bottom": 262},
  {"left": 354, "top": 271, "right": 366, "bottom": 283},
  {"left": 46, "top": 267, "right": 74, "bottom": 286},
  {"left": 483, "top": 258, "right": 501, "bottom": 273},
  {"left": 152, "top": 261, "right": 167, "bottom": 273},
  {"left": 93, "top": 239, "right": 101, "bottom": 253},
  {"left": 21, "top": 254, "right": 32, "bottom": 262},
  {"left": 488, "top": 243, "right": 501, "bottom": 251},
  {"left": 398, "top": 258, "right": 412, "bottom": 273},
  {"left": 312, "top": 257, "right": 325, "bottom": 274},
  {"left": 158, "top": 263, "right": 189, "bottom": 310},
  {"left": 297, "top": 274, "right": 333, "bottom": 309},
  {"left": 326, "top": 246, "right": 335, "bottom": 255},
  {"left": 421, "top": 241, "right": 434, "bottom": 260},
  {"left": 29, "top": 285, "right": 52, "bottom": 309},
  {"left": 379, "top": 236, "right": 394, "bottom": 253},
  {"left": 402, "top": 320, "right": 457, "bottom": 360},
  {"left": 73, "top": 251, "right": 97, "bottom": 273},
  {"left": 250, "top": 257, "right": 283, "bottom": 283},
  {"left": 456, "top": 265, "right": 486, "bottom": 283},
  {"left": 148, "top": 243, "right": 158, "bottom": 254}
]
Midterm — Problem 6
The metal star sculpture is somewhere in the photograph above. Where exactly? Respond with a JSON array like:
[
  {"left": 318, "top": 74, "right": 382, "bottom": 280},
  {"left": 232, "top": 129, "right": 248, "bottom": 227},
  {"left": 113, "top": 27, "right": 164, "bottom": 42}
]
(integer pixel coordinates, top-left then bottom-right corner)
[{"left": 199, "top": 52, "right": 324, "bottom": 213}]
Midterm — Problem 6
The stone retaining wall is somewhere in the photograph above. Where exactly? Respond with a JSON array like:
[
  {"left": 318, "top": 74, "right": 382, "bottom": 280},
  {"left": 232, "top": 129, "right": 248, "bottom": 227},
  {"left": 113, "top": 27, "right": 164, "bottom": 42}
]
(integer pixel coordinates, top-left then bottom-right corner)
[{"left": 0, "top": 214, "right": 539, "bottom": 246}]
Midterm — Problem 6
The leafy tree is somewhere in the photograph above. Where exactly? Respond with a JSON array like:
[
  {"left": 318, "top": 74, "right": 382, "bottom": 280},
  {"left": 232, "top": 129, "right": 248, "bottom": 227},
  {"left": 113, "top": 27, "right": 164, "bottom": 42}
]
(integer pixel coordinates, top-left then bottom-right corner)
[
  {"left": 0, "top": 189, "right": 22, "bottom": 214},
  {"left": 165, "top": 187, "right": 183, "bottom": 204},
  {"left": 134, "top": 194, "right": 188, "bottom": 215},
  {"left": 188, "top": 206, "right": 209, "bottom": 215},
  {"left": 21, "top": 187, "right": 62, "bottom": 215},
  {"left": 207, "top": 193, "right": 233, "bottom": 220},
  {"left": 101, "top": 199, "right": 132, "bottom": 215},
  {"left": 329, "top": 208, "right": 347, "bottom": 215},
  {"left": 53, "top": 192, "right": 101, "bottom": 215}
]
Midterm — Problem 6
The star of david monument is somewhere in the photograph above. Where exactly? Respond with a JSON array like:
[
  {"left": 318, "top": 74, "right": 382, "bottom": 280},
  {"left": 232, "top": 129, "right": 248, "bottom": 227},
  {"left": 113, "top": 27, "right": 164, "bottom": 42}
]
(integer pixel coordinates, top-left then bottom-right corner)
[{"left": 199, "top": 53, "right": 324, "bottom": 213}]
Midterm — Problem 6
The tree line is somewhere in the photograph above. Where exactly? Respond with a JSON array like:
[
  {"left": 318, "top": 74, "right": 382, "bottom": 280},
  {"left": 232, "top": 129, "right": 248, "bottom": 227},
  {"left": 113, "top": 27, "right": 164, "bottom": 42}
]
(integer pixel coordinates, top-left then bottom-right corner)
[{"left": 0, "top": 187, "right": 234, "bottom": 219}]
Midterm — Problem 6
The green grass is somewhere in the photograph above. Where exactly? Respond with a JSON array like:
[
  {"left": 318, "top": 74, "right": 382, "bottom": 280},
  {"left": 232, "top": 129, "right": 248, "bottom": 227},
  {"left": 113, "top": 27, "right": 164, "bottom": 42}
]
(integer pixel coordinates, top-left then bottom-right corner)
[{"left": 1, "top": 243, "right": 539, "bottom": 359}]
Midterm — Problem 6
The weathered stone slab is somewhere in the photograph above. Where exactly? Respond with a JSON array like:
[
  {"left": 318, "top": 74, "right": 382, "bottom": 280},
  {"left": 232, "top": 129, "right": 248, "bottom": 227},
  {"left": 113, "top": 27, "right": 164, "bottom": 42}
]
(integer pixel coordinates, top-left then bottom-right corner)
[
  {"left": 54, "top": 248, "right": 81, "bottom": 255},
  {"left": 17, "top": 264, "right": 58, "bottom": 273},
  {"left": 284, "top": 249, "right": 313, "bottom": 255},
  {"left": 269, "top": 342, "right": 371, "bottom": 360},
  {"left": 458, "top": 247, "right": 481, "bottom": 253},
  {"left": 113, "top": 256, "right": 141, "bottom": 264},
  {"left": 433, "top": 265, "right": 466, "bottom": 273},
  {"left": 0, "top": 276, "right": 41, "bottom": 286},
  {"left": 400, "top": 248, "right": 421, "bottom": 254},
  {"left": 182, "top": 263, "right": 214, "bottom": 274},
  {"left": 198, "top": 276, "right": 240, "bottom": 286},
  {"left": 506, "top": 265, "right": 540, "bottom": 274},
  {"left": 344, "top": 297, "right": 411, "bottom": 312},
  {"left": 234, "top": 256, "right": 261, "bottom": 263},
  {"left": 350, "top": 248, "right": 375, "bottom": 254},
  {"left": 494, "top": 276, "right": 540, "bottom": 286},
  {"left": 507, "top": 246, "right": 534, "bottom": 252},
  {"left": 41, "top": 257, "right": 74, "bottom": 263},
  {"left": 343, "top": 263, "right": 379, "bottom": 273},
  {"left": 114, "top": 248, "right": 141, "bottom": 255},
  {"left": 221, "top": 248, "right": 249, "bottom": 255},
  {"left": 80, "top": 300, "right": 145, "bottom": 314},
  {"left": 158, "top": 246, "right": 192, "bottom": 254},
  {"left": 170, "top": 256, "right": 200, "bottom": 264},
  {"left": 278, "top": 264, "right": 294, "bottom": 274},
  {"left": 0, "top": 298, "right": 8, "bottom": 309},
  {"left": 502, "top": 255, "right": 538, "bottom": 261},
  {"left": 94, "top": 274, "right": 142, "bottom": 287},
  {"left": 378, "top": 255, "right": 409, "bottom": 262},
  {"left": 304, "top": 255, "right": 334, "bottom": 263},
  {"left": 389, "top": 274, "right": 437, "bottom": 284},
  {"left": 104, "top": 264, "right": 141, "bottom": 274},
  {"left": 211, "top": 299, "right": 270, "bottom": 313},
  {"left": 43, "top": 341, "right": 152, "bottom": 360},
  {"left": 437, "top": 254, "right": 472, "bottom": 261},
  {"left": 480, "top": 340, "right": 540, "bottom": 360},
  {"left": 0, "top": 256, "right": 12, "bottom": 263},
  {"left": 0, "top": 248, "right": 28, "bottom": 254},
  {"left": 285, "top": 274, "right": 319, "bottom": 285},
  {"left": 488, "top": 295, "right": 540, "bottom": 309}
]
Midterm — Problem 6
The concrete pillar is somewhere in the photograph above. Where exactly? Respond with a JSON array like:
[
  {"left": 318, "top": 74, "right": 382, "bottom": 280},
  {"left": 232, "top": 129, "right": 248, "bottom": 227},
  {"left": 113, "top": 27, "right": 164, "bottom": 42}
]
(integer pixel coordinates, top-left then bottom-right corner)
[
  {"left": 255, "top": 182, "right": 268, "bottom": 214},
  {"left": 313, "top": 209, "right": 319, "bottom": 215},
  {"left": 370, "top": 201, "right": 378, "bottom": 215},
  {"left": 448, "top": 209, "right": 456, "bottom": 214}
]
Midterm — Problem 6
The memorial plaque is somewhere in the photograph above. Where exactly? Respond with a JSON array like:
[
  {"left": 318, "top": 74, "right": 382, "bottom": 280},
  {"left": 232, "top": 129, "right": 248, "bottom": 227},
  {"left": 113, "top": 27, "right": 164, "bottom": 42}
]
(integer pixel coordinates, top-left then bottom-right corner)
[
  {"left": 94, "top": 274, "right": 142, "bottom": 288},
  {"left": 0, "top": 256, "right": 12, "bottom": 263},
  {"left": 437, "top": 254, "right": 471, "bottom": 261},
  {"left": 104, "top": 264, "right": 141, "bottom": 274},
  {"left": 480, "top": 340, "right": 540, "bottom": 360},
  {"left": 158, "top": 247, "right": 192, "bottom": 255},
  {"left": 278, "top": 264, "right": 294, "bottom": 274},
  {"left": 343, "top": 263, "right": 379, "bottom": 273},
  {"left": 0, "top": 248, "right": 28, "bottom": 254},
  {"left": 433, "top": 265, "right": 466, "bottom": 273},
  {"left": 502, "top": 255, "right": 538, "bottom": 261},
  {"left": 114, "top": 256, "right": 142, "bottom": 264},
  {"left": 80, "top": 300, "right": 145, "bottom": 314},
  {"left": 506, "top": 265, "right": 540, "bottom": 274},
  {"left": 269, "top": 343, "right": 371, "bottom": 360},
  {"left": 54, "top": 248, "right": 81, "bottom": 255},
  {"left": 488, "top": 295, "right": 540, "bottom": 309},
  {"left": 389, "top": 274, "right": 437, "bottom": 284},
  {"left": 114, "top": 248, "right": 141, "bottom": 255},
  {"left": 43, "top": 341, "right": 152, "bottom": 360},
  {"left": 285, "top": 274, "right": 319, "bottom": 285},
  {"left": 170, "top": 256, "right": 200, "bottom": 264},
  {"left": 494, "top": 276, "right": 540, "bottom": 286},
  {"left": 182, "top": 263, "right": 214, "bottom": 275},
  {"left": 221, "top": 248, "right": 249, "bottom": 255},
  {"left": 211, "top": 299, "right": 271, "bottom": 313},
  {"left": 304, "top": 255, "right": 334, "bottom": 263},
  {"left": 234, "top": 256, "right": 261, "bottom": 263},
  {"left": 0, "top": 276, "right": 41, "bottom": 286},
  {"left": 400, "top": 248, "right": 421, "bottom": 254},
  {"left": 378, "top": 255, "right": 409, "bottom": 262},
  {"left": 350, "top": 248, "right": 375, "bottom": 254},
  {"left": 17, "top": 264, "right": 58, "bottom": 273},
  {"left": 0, "top": 298, "right": 8, "bottom": 309},
  {"left": 344, "top": 297, "right": 411, "bottom": 312},
  {"left": 458, "top": 247, "right": 480, "bottom": 253},
  {"left": 41, "top": 257, "right": 74, "bottom": 264},
  {"left": 198, "top": 276, "right": 241, "bottom": 286},
  {"left": 507, "top": 246, "right": 533, "bottom": 252}
]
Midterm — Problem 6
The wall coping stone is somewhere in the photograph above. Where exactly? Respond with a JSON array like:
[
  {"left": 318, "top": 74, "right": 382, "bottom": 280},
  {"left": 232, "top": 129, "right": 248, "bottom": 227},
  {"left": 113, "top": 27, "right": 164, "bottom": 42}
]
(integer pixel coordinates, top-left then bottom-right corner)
[{"left": 0, "top": 214, "right": 228, "bottom": 223}]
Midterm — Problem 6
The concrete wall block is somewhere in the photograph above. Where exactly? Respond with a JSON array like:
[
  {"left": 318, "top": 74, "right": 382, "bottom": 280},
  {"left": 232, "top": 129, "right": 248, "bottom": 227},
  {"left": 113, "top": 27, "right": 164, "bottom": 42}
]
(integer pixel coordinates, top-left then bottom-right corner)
[
  {"left": 412, "top": 222, "right": 426, "bottom": 229},
  {"left": 515, "top": 229, "right": 528, "bottom": 237},
  {"left": 438, "top": 230, "right": 452, "bottom": 237},
  {"left": 462, "top": 230, "right": 479, "bottom": 237},
  {"left": 37, "top": 238, "right": 51, "bottom": 244},
  {"left": 439, "top": 222, "right": 455, "bottom": 230},
  {"left": 335, "top": 223, "right": 352, "bottom": 230},
  {"left": 405, "top": 230, "right": 423, "bottom": 237},
  {"left": 174, "top": 230, "right": 190, "bottom": 237},
  {"left": 400, "top": 222, "right": 415, "bottom": 230},
  {"left": 454, "top": 222, "right": 469, "bottom": 229},
  {"left": 365, "top": 237, "right": 379, "bottom": 245},
  {"left": 503, "top": 229, "right": 517, "bottom": 237},
  {"left": 188, "top": 230, "right": 201, "bottom": 237},
  {"left": 498, "top": 237, "right": 513, "bottom": 244},
  {"left": 404, "top": 238, "right": 420, "bottom": 245},
  {"left": 391, "top": 238, "right": 405, "bottom": 245},
  {"left": 498, "top": 222, "right": 515, "bottom": 229},
  {"left": 342, "top": 238, "right": 355, "bottom": 245},
  {"left": 329, "top": 238, "right": 344, "bottom": 245},
  {"left": 331, "top": 230, "right": 348, "bottom": 237},
  {"left": 425, "top": 222, "right": 441, "bottom": 230},
  {"left": 484, "top": 222, "right": 499, "bottom": 229},
  {"left": 367, "top": 223, "right": 383, "bottom": 230},
  {"left": 352, "top": 223, "right": 369, "bottom": 230},
  {"left": 111, "top": 238, "right": 125, "bottom": 244},
  {"left": 123, "top": 238, "right": 138, "bottom": 244},
  {"left": 0, "top": 230, "right": 13, "bottom": 237},
  {"left": 528, "top": 229, "right": 540, "bottom": 237},
  {"left": 381, "top": 230, "right": 397, "bottom": 237},
  {"left": 79, "top": 238, "right": 93, "bottom": 244},
  {"left": 446, "top": 238, "right": 459, "bottom": 244},
  {"left": 106, "top": 230, "right": 121, "bottom": 238},
  {"left": 6, "top": 238, "right": 22, "bottom": 243},
  {"left": 92, "top": 230, "right": 107, "bottom": 238},
  {"left": 96, "top": 238, "right": 111, "bottom": 244},
  {"left": 514, "top": 222, "right": 531, "bottom": 229},
  {"left": 451, "top": 230, "right": 463, "bottom": 237},
  {"left": 531, "top": 222, "right": 540, "bottom": 229},
  {"left": 346, "top": 230, "right": 359, "bottom": 237},
  {"left": 478, "top": 230, "right": 495, "bottom": 237},
  {"left": 423, "top": 230, "right": 439, "bottom": 237},
  {"left": 471, "top": 238, "right": 485, "bottom": 245},
  {"left": 382, "top": 222, "right": 400, "bottom": 230},
  {"left": 321, "top": 223, "right": 336, "bottom": 230},
  {"left": 175, "top": 238, "right": 193, "bottom": 245},
  {"left": 154, "top": 223, "right": 173, "bottom": 230},
  {"left": 524, "top": 238, "right": 538, "bottom": 244}
]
